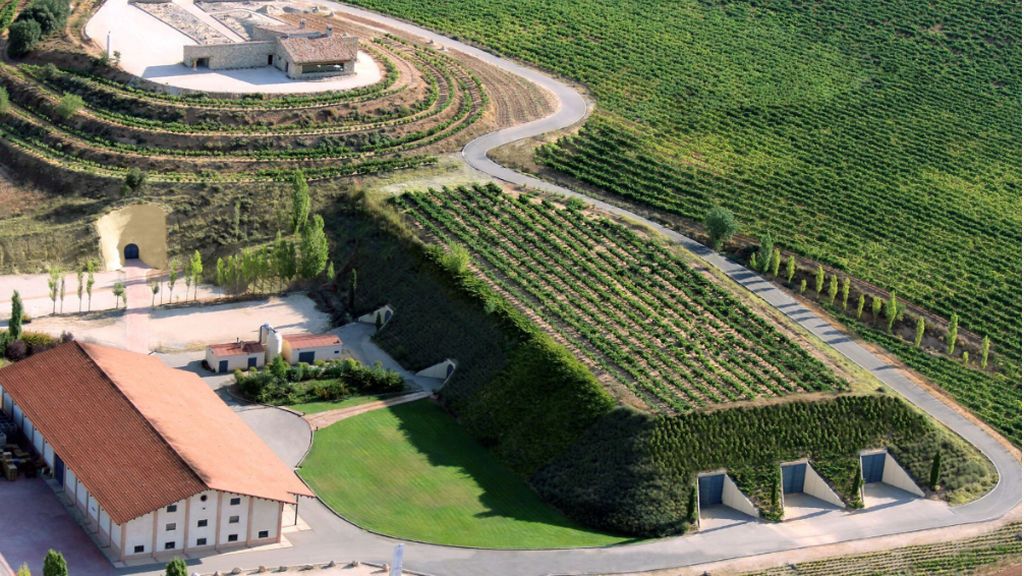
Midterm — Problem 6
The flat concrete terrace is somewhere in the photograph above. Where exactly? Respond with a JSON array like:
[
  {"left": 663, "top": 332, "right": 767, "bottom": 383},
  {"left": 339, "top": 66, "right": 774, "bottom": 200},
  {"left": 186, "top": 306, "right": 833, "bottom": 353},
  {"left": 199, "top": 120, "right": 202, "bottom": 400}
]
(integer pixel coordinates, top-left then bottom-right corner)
[{"left": 84, "top": 0, "right": 380, "bottom": 93}]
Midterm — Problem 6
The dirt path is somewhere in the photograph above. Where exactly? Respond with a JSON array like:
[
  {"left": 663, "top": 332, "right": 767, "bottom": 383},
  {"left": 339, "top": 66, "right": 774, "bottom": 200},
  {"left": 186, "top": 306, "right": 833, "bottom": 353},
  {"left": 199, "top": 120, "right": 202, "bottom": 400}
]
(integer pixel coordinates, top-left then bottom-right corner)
[{"left": 303, "top": 391, "right": 431, "bottom": 430}]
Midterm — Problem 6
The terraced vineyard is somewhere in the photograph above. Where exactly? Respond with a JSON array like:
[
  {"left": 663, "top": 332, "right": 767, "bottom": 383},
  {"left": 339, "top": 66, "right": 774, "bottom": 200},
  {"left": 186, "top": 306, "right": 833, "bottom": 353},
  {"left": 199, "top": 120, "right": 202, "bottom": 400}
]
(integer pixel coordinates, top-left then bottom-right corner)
[
  {"left": 396, "top": 184, "right": 846, "bottom": 413},
  {"left": 347, "top": 0, "right": 1022, "bottom": 368},
  {"left": 746, "top": 522, "right": 1021, "bottom": 576},
  {"left": 0, "top": 31, "right": 487, "bottom": 183}
]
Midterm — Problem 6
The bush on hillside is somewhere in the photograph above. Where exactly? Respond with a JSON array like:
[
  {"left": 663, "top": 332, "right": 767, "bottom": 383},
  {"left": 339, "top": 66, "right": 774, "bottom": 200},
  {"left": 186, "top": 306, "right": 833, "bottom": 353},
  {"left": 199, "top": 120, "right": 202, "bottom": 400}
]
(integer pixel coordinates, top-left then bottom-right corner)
[
  {"left": 6, "top": 0, "right": 69, "bottom": 57},
  {"left": 235, "top": 357, "right": 403, "bottom": 405}
]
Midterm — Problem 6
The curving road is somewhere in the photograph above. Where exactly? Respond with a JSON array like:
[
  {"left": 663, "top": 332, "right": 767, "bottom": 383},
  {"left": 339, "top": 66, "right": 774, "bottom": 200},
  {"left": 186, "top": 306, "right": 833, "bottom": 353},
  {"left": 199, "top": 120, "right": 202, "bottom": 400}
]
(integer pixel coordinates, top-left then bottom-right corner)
[{"left": 117, "top": 3, "right": 1019, "bottom": 576}]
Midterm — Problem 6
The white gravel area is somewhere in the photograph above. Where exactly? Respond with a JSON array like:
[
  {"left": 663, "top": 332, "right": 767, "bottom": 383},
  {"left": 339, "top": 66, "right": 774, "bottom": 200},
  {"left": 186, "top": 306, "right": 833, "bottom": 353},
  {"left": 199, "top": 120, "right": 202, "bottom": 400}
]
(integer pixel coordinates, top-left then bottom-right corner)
[{"left": 85, "top": 0, "right": 381, "bottom": 94}]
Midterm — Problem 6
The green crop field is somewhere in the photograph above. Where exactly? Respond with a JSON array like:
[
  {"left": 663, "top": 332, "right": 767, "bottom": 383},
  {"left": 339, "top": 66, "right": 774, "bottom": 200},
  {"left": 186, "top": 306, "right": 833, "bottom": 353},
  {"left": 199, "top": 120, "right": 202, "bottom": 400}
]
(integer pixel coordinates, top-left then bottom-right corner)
[
  {"left": 396, "top": 183, "right": 846, "bottom": 413},
  {"left": 346, "top": 0, "right": 1022, "bottom": 369},
  {"left": 297, "top": 399, "right": 629, "bottom": 548},
  {"left": 745, "top": 522, "right": 1021, "bottom": 576}
]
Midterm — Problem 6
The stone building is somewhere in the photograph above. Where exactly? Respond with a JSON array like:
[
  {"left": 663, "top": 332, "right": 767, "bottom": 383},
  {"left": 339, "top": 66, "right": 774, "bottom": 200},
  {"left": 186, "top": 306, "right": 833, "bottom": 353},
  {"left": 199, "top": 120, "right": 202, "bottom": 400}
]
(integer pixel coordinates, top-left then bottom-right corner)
[{"left": 183, "top": 22, "right": 358, "bottom": 79}]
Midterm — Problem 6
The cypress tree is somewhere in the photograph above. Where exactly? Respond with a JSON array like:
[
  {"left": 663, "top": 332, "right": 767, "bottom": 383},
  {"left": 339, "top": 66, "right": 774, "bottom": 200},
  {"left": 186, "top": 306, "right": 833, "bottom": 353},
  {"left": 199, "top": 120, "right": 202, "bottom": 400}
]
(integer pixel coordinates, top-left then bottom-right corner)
[
  {"left": 758, "top": 232, "right": 774, "bottom": 273},
  {"left": 850, "top": 468, "right": 863, "bottom": 508},
  {"left": 827, "top": 274, "right": 838, "bottom": 305},
  {"left": 815, "top": 264, "right": 825, "bottom": 294},
  {"left": 686, "top": 484, "right": 697, "bottom": 525},
  {"left": 929, "top": 451, "right": 942, "bottom": 491},
  {"left": 885, "top": 292, "right": 898, "bottom": 332},
  {"left": 946, "top": 313, "right": 959, "bottom": 356},
  {"left": 9, "top": 290, "right": 23, "bottom": 341},
  {"left": 856, "top": 294, "right": 865, "bottom": 319},
  {"left": 799, "top": 278, "right": 807, "bottom": 294},
  {"left": 770, "top": 248, "right": 781, "bottom": 277},
  {"left": 871, "top": 296, "right": 883, "bottom": 319},
  {"left": 785, "top": 255, "right": 795, "bottom": 284},
  {"left": 914, "top": 316, "right": 925, "bottom": 348},
  {"left": 981, "top": 336, "right": 991, "bottom": 369},
  {"left": 840, "top": 277, "right": 850, "bottom": 310},
  {"left": 349, "top": 268, "right": 357, "bottom": 310}
]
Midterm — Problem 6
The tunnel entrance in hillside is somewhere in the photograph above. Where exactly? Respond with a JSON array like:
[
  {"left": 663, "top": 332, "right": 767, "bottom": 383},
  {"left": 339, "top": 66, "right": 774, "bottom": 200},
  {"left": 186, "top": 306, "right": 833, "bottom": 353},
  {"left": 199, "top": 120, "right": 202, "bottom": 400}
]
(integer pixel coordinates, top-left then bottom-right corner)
[{"left": 124, "top": 243, "right": 139, "bottom": 260}]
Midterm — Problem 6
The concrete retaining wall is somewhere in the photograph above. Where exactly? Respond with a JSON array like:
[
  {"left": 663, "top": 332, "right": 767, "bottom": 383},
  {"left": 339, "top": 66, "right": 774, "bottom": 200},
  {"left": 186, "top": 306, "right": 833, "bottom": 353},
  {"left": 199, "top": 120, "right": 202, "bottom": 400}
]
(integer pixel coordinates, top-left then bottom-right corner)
[
  {"left": 804, "top": 463, "right": 845, "bottom": 507},
  {"left": 882, "top": 452, "right": 925, "bottom": 496},
  {"left": 416, "top": 359, "right": 456, "bottom": 380},
  {"left": 722, "top": 474, "right": 759, "bottom": 518}
]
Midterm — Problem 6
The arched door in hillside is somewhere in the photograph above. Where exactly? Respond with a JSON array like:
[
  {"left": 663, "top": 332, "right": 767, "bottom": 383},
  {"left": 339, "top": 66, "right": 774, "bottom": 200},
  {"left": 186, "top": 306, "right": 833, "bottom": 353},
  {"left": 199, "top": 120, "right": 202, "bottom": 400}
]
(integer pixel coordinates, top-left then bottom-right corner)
[{"left": 124, "top": 243, "right": 140, "bottom": 260}]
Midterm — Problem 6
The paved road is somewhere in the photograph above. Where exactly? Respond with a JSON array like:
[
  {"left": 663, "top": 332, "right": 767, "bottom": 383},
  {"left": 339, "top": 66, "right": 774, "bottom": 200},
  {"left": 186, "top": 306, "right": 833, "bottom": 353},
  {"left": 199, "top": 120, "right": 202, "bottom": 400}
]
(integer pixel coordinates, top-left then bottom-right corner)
[{"left": 69, "top": 3, "right": 1018, "bottom": 575}]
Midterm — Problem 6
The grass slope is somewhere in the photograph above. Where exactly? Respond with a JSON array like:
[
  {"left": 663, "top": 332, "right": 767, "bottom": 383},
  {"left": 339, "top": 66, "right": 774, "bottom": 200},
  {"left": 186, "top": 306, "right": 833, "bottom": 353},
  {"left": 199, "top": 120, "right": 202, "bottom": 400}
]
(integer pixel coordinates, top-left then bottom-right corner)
[
  {"left": 345, "top": 0, "right": 1022, "bottom": 366},
  {"left": 298, "top": 399, "right": 629, "bottom": 548}
]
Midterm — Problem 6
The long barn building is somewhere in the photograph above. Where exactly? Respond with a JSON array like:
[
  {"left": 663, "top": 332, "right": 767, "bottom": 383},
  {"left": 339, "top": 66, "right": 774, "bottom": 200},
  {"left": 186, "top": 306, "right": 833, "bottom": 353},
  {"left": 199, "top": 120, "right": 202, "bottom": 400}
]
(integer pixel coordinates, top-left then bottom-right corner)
[{"left": 0, "top": 341, "right": 313, "bottom": 562}]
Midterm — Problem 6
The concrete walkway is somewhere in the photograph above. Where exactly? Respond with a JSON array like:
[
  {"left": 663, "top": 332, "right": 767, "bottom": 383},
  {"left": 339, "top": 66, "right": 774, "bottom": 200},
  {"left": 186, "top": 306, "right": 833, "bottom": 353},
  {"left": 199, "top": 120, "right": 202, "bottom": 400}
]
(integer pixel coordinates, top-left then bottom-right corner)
[{"left": 303, "top": 391, "right": 431, "bottom": 430}]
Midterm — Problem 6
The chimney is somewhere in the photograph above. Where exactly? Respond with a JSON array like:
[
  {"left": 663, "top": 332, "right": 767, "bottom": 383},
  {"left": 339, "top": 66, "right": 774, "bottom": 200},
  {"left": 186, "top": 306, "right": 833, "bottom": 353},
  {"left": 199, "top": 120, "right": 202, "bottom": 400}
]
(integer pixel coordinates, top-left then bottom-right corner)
[
  {"left": 299, "top": 19, "right": 306, "bottom": 29},
  {"left": 325, "top": 25, "right": 333, "bottom": 37}
]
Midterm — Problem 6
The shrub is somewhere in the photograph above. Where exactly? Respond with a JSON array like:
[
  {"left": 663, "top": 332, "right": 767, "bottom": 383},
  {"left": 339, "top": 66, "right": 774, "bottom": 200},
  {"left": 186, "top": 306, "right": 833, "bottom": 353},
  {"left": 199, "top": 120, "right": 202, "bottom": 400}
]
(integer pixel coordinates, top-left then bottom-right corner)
[
  {"left": 4, "top": 339, "right": 26, "bottom": 361},
  {"left": 20, "top": 331, "right": 56, "bottom": 355},
  {"left": 42, "top": 550, "right": 67, "bottom": 576},
  {"left": 438, "top": 242, "right": 471, "bottom": 276},
  {"left": 54, "top": 93, "right": 84, "bottom": 120},
  {"left": 7, "top": 19, "right": 41, "bottom": 57}
]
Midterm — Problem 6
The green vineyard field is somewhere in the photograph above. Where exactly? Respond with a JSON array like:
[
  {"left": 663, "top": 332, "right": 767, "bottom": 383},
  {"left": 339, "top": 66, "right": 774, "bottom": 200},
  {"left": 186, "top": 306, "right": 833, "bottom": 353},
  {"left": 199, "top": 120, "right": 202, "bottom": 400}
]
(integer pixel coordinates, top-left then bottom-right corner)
[
  {"left": 396, "top": 183, "right": 846, "bottom": 413},
  {"left": 347, "top": 0, "right": 1022, "bottom": 367}
]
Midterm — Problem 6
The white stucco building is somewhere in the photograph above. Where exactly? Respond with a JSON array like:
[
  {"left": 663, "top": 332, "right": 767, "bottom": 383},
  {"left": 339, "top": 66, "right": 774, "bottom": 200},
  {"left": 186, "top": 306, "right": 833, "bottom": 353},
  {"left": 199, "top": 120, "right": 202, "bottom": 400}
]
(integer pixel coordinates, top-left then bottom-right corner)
[
  {"left": 206, "top": 324, "right": 342, "bottom": 373},
  {"left": 0, "top": 342, "right": 313, "bottom": 562}
]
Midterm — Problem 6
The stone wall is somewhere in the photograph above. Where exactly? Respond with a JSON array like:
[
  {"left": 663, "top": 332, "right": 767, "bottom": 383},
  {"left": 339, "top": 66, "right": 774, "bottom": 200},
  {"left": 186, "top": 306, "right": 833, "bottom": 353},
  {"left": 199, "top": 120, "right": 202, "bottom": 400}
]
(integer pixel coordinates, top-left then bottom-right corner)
[{"left": 183, "top": 41, "right": 276, "bottom": 70}]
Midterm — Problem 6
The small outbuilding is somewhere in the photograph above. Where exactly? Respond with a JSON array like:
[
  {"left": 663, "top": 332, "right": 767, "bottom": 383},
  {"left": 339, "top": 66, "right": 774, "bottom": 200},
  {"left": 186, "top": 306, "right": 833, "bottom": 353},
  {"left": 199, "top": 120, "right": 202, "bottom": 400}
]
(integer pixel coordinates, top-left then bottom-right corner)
[
  {"left": 205, "top": 340, "right": 266, "bottom": 374},
  {"left": 696, "top": 469, "right": 759, "bottom": 523},
  {"left": 780, "top": 459, "right": 845, "bottom": 516},
  {"left": 282, "top": 333, "right": 343, "bottom": 365},
  {"left": 860, "top": 449, "right": 925, "bottom": 498}
]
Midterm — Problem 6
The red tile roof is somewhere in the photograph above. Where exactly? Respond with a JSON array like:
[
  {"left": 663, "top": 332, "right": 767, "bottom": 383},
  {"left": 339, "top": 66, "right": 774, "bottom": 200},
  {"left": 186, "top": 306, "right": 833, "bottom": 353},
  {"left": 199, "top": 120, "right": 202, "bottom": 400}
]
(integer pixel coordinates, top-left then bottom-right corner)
[
  {"left": 282, "top": 333, "right": 342, "bottom": 348},
  {"left": 208, "top": 341, "right": 265, "bottom": 357},
  {"left": 0, "top": 342, "right": 312, "bottom": 525}
]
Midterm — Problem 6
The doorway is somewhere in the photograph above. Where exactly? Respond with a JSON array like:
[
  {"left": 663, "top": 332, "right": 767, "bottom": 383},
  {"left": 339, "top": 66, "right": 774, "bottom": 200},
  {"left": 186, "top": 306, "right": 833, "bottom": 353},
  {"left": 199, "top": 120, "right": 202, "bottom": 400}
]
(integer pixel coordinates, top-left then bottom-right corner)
[{"left": 124, "top": 243, "right": 139, "bottom": 260}]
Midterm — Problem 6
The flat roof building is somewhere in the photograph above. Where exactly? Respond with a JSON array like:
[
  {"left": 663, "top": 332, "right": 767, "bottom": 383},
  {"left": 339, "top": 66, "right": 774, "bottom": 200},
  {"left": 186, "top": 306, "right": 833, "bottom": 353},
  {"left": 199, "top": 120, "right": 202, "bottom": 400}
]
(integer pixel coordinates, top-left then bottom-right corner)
[{"left": 0, "top": 341, "right": 313, "bottom": 563}]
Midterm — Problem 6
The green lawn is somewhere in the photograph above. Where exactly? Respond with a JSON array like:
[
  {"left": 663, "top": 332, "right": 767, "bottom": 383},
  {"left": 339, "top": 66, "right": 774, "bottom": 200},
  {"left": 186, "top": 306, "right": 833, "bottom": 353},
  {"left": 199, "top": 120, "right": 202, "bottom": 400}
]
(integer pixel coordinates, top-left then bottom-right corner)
[
  {"left": 288, "top": 392, "right": 397, "bottom": 415},
  {"left": 297, "top": 399, "right": 631, "bottom": 548}
]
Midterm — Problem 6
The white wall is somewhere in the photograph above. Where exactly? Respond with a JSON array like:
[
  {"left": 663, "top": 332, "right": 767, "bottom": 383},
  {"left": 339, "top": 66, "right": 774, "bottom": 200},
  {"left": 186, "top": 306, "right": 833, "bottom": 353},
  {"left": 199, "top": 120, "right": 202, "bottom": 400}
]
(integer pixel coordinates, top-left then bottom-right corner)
[
  {"left": 206, "top": 350, "right": 265, "bottom": 373},
  {"left": 122, "top": 514, "right": 154, "bottom": 557},
  {"left": 217, "top": 493, "right": 250, "bottom": 546},
  {"left": 416, "top": 359, "right": 456, "bottom": 380},
  {"left": 155, "top": 501, "right": 186, "bottom": 551},
  {"left": 803, "top": 464, "right": 845, "bottom": 507},
  {"left": 187, "top": 490, "right": 218, "bottom": 548},
  {"left": 283, "top": 342, "right": 342, "bottom": 364},
  {"left": 882, "top": 452, "right": 925, "bottom": 496},
  {"left": 250, "top": 499, "right": 282, "bottom": 542},
  {"left": 721, "top": 474, "right": 759, "bottom": 518}
]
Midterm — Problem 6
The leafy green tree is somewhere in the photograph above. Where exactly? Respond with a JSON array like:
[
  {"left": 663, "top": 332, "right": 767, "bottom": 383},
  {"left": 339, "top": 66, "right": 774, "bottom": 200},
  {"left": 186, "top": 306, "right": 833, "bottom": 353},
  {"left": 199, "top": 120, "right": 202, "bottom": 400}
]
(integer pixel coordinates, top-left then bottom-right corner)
[
  {"left": 270, "top": 355, "right": 288, "bottom": 381},
  {"left": 54, "top": 93, "right": 83, "bottom": 120},
  {"left": 856, "top": 294, "right": 865, "bottom": 319},
  {"left": 291, "top": 169, "right": 311, "bottom": 234},
  {"left": 85, "top": 260, "right": 95, "bottom": 311},
  {"left": 17, "top": 563, "right": 31, "bottom": 576},
  {"left": 885, "top": 291, "right": 898, "bottom": 332},
  {"left": 929, "top": 451, "right": 942, "bottom": 490},
  {"left": 326, "top": 261, "right": 335, "bottom": 283},
  {"left": 770, "top": 248, "right": 781, "bottom": 277},
  {"left": 275, "top": 233, "right": 296, "bottom": 287},
  {"left": 703, "top": 206, "right": 737, "bottom": 250},
  {"left": 981, "top": 336, "right": 991, "bottom": 369},
  {"left": 962, "top": 351, "right": 969, "bottom": 366},
  {"left": 123, "top": 167, "right": 147, "bottom": 196},
  {"left": 215, "top": 257, "right": 226, "bottom": 287},
  {"left": 43, "top": 549, "right": 67, "bottom": 576},
  {"left": 164, "top": 558, "right": 187, "bottom": 576},
  {"left": 47, "top": 265, "right": 60, "bottom": 314},
  {"left": 440, "top": 242, "right": 470, "bottom": 276},
  {"left": 190, "top": 250, "right": 203, "bottom": 301},
  {"left": 946, "top": 313, "right": 959, "bottom": 356},
  {"left": 770, "top": 472, "right": 780, "bottom": 515},
  {"left": 840, "top": 277, "right": 850, "bottom": 310},
  {"left": 814, "top": 264, "right": 825, "bottom": 294},
  {"left": 749, "top": 252, "right": 758, "bottom": 271},
  {"left": 799, "top": 278, "right": 807, "bottom": 294},
  {"left": 849, "top": 468, "right": 863, "bottom": 508},
  {"left": 7, "top": 19, "right": 41, "bottom": 57},
  {"left": 299, "top": 215, "right": 329, "bottom": 279},
  {"left": 76, "top": 268, "right": 83, "bottom": 312},
  {"left": 871, "top": 296, "right": 883, "bottom": 319},
  {"left": 112, "top": 282, "right": 125, "bottom": 309},
  {"left": 785, "top": 255, "right": 795, "bottom": 284},
  {"left": 827, "top": 274, "right": 838, "bottom": 305},
  {"left": 9, "top": 290, "right": 23, "bottom": 341},
  {"left": 914, "top": 316, "right": 925, "bottom": 348}
]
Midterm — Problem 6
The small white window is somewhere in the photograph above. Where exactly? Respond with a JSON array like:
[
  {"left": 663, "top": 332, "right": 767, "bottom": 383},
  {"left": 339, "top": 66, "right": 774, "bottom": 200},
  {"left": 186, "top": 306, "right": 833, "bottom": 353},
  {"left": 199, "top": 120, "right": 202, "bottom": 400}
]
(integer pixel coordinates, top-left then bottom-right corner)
[
  {"left": 166, "top": 522, "right": 176, "bottom": 531},
  {"left": 229, "top": 515, "right": 239, "bottom": 524}
]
